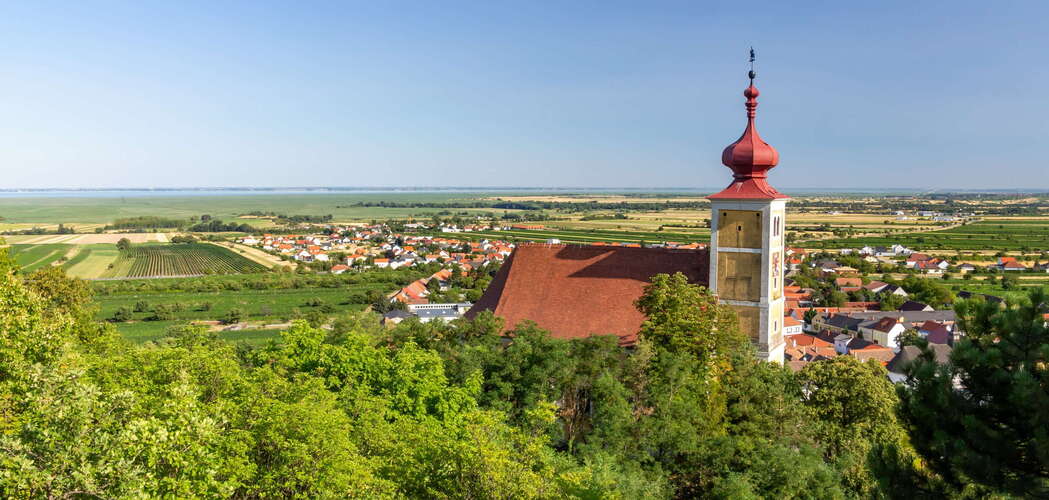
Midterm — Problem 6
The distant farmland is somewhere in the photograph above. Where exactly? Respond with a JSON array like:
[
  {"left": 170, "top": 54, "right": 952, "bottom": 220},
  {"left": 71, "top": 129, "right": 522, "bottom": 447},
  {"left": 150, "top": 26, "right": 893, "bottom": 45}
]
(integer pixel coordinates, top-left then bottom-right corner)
[
  {"left": 101, "top": 244, "right": 268, "bottom": 278},
  {"left": 466, "top": 227, "right": 710, "bottom": 245},
  {"left": 7, "top": 243, "right": 71, "bottom": 272},
  {"left": 802, "top": 219, "right": 1049, "bottom": 252}
]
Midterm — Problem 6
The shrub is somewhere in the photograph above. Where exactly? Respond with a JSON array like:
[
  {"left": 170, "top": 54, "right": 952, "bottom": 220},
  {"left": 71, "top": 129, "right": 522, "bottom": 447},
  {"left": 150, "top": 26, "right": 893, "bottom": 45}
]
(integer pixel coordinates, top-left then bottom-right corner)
[
  {"left": 224, "top": 308, "right": 244, "bottom": 325},
  {"left": 112, "top": 306, "right": 134, "bottom": 322}
]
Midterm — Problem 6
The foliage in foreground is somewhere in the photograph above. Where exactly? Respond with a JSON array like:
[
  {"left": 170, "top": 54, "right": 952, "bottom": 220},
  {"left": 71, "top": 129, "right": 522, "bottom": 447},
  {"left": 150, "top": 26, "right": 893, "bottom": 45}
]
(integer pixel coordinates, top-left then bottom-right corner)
[
  {"left": 897, "top": 289, "right": 1049, "bottom": 497},
  {"left": 1, "top": 234, "right": 1047, "bottom": 499}
]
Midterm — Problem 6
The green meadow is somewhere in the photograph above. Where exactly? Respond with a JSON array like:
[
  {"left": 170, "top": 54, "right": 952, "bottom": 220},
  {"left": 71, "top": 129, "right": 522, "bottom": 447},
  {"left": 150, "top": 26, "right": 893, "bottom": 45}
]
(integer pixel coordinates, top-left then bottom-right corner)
[
  {"left": 115, "top": 321, "right": 284, "bottom": 345},
  {"left": 8, "top": 243, "right": 71, "bottom": 272},
  {"left": 94, "top": 284, "right": 384, "bottom": 342}
]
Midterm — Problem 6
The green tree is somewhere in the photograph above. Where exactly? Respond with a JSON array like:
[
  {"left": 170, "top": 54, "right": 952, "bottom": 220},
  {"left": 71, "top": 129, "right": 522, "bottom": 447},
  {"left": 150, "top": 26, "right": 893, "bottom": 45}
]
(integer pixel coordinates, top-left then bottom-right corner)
[
  {"left": 116, "top": 237, "right": 132, "bottom": 251},
  {"left": 224, "top": 308, "right": 244, "bottom": 325},
  {"left": 879, "top": 292, "right": 906, "bottom": 311},
  {"left": 798, "top": 356, "right": 911, "bottom": 497},
  {"left": 897, "top": 289, "right": 1049, "bottom": 496},
  {"left": 635, "top": 272, "right": 748, "bottom": 366}
]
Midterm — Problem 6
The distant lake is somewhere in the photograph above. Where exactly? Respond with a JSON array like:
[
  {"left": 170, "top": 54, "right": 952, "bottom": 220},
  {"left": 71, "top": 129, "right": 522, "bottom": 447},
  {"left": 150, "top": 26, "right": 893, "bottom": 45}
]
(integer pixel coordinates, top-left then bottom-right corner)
[{"left": 0, "top": 189, "right": 458, "bottom": 199}]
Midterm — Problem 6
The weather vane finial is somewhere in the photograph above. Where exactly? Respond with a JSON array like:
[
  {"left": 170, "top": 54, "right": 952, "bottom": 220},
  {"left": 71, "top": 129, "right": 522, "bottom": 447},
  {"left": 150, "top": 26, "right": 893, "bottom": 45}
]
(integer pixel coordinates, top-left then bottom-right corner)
[{"left": 748, "top": 46, "right": 756, "bottom": 83}]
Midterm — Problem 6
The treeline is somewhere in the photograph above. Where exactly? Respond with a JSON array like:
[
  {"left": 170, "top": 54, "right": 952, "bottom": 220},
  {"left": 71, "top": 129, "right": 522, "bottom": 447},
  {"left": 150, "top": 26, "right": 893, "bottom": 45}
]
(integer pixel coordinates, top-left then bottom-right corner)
[
  {"left": 579, "top": 212, "right": 629, "bottom": 221},
  {"left": 241, "top": 212, "right": 334, "bottom": 223},
  {"left": 1, "top": 223, "right": 77, "bottom": 236},
  {"left": 340, "top": 201, "right": 545, "bottom": 210},
  {"left": 187, "top": 219, "right": 255, "bottom": 233},
  {"left": 106, "top": 216, "right": 185, "bottom": 230}
]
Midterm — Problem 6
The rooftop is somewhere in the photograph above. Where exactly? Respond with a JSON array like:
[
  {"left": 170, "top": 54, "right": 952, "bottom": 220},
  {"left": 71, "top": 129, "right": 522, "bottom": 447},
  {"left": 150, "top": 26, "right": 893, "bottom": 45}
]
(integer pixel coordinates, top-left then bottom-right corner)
[{"left": 466, "top": 243, "right": 710, "bottom": 344}]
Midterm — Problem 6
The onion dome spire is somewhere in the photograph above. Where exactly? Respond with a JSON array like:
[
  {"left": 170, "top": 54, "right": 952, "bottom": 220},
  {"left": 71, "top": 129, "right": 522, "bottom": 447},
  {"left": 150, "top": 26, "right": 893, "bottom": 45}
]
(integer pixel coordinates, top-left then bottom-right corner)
[{"left": 709, "top": 48, "right": 789, "bottom": 200}]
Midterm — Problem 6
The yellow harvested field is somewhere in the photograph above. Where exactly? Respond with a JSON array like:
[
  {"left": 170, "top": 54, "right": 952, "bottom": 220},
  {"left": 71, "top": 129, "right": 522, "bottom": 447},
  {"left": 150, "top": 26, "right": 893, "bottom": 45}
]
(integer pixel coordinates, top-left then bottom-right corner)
[
  {"left": 211, "top": 242, "right": 293, "bottom": 269},
  {"left": 4, "top": 233, "right": 173, "bottom": 244},
  {"left": 66, "top": 247, "right": 122, "bottom": 279}
]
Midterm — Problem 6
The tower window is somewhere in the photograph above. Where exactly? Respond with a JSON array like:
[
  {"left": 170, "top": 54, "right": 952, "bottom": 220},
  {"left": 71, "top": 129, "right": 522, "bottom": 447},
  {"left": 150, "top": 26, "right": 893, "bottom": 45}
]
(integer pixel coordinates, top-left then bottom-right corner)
[{"left": 773, "top": 216, "right": 781, "bottom": 237}]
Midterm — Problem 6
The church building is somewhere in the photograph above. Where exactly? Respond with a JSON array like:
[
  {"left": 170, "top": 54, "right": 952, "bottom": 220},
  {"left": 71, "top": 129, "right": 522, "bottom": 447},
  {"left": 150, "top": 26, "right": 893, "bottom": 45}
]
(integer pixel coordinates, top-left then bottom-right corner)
[{"left": 467, "top": 71, "right": 788, "bottom": 362}]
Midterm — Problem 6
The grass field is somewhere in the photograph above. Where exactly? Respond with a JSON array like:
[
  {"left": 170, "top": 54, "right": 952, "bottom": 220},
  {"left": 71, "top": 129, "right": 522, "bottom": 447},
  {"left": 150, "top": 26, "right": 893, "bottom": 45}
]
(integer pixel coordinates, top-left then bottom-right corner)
[
  {"left": 804, "top": 219, "right": 1049, "bottom": 251},
  {"left": 66, "top": 245, "right": 123, "bottom": 278},
  {"left": 96, "top": 287, "right": 377, "bottom": 320},
  {"left": 95, "top": 283, "right": 384, "bottom": 342},
  {"left": 101, "top": 244, "right": 268, "bottom": 278},
  {"left": 8, "top": 243, "right": 70, "bottom": 272},
  {"left": 116, "top": 321, "right": 284, "bottom": 345}
]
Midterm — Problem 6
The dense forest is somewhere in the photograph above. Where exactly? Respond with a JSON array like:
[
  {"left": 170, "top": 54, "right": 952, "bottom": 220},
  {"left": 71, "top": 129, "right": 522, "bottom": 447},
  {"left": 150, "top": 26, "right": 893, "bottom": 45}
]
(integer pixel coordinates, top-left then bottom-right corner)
[{"left": 0, "top": 248, "right": 1046, "bottom": 497}]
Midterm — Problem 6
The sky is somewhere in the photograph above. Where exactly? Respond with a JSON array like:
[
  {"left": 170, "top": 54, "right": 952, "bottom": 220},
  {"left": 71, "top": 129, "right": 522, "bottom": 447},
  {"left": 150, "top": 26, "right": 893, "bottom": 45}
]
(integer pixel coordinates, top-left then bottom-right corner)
[{"left": 1, "top": 1, "right": 1048, "bottom": 190}]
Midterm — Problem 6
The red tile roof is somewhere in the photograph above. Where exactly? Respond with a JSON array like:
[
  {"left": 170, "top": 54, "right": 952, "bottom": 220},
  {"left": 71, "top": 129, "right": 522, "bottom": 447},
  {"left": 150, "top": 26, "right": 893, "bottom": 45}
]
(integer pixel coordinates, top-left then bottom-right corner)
[
  {"left": 467, "top": 244, "right": 710, "bottom": 345},
  {"left": 834, "top": 277, "right": 862, "bottom": 287}
]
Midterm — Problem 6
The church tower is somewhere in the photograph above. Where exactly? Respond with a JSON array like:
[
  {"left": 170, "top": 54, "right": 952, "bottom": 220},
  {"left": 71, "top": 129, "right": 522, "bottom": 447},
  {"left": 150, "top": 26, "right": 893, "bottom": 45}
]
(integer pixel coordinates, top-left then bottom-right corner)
[{"left": 708, "top": 65, "right": 788, "bottom": 363}]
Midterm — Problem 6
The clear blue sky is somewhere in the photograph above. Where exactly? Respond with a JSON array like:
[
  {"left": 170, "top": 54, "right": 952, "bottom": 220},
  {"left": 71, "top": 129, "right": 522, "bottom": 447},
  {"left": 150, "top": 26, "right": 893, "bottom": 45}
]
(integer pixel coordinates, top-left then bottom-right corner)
[{"left": 1, "top": 1, "right": 1047, "bottom": 190}]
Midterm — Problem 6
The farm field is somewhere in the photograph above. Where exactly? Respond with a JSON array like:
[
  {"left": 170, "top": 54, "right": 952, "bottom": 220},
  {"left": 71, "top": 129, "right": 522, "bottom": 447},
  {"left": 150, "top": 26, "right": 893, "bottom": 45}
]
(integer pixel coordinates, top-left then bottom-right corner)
[
  {"left": 101, "top": 243, "right": 268, "bottom": 278},
  {"left": 213, "top": 241, "right": 294, "bottom": 269},
  {"left": 95, "top": 286, "right": 379, "bottom": 321},
  {"left": 64, "top": 245, "right": 122, "bottom": 278},
  {"left": 0, "top": 192, "right": 534, "bottom": 225},
  {"left": 804, "top": 218, "right": 1049, "bottom": 251},
  {"left": 6, "top": 242, "right": 269, "bottom": 278},
  {"left": 3, "top": 232, "right": 171, "bottom": 244},
  {"left": 7, "top": 243, "right": 71, "bottom": 272},
  {"left": 465, "top": 227, "right": 710, "bottom": 245},
  {"left": 95, "top": 284, "right": 383, "bottom": 342}
]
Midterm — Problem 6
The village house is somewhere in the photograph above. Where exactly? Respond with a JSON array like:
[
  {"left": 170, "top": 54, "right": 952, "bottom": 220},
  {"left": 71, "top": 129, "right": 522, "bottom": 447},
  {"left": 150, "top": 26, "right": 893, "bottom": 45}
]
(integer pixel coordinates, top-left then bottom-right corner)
[
  {"left": 858, "top": 316, "right": 907, "bottom": 349},
  {"left": 782, "top": 316, "right": 804, "bottom": 336},
  {"left": 917, "top": 320, "right": 953, "bottom": 345},
  {"left": 863, "top": 280, "right": 890, "bottom": 294},
  {"left": 899, "top": 300, "right": 934, "bottom": 312},
  {"left": 913, "top": 258, "right": 948, "bottom": 274},
  {"left": 886, "top": 344, "right": 952, "bottom": 383},
  {"left": 407, "top": 302, "right": 473, "bottom": 323},
  {"left": 998, "top": 256, "right": 1027, "bottom": 271}
]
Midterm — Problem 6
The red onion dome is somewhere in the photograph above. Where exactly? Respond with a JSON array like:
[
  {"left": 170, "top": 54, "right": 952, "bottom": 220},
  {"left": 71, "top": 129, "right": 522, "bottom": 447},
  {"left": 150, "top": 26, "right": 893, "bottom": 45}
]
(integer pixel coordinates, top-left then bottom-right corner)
[{"left": 709, "top": 82, "right": 788, "bottom": 200}]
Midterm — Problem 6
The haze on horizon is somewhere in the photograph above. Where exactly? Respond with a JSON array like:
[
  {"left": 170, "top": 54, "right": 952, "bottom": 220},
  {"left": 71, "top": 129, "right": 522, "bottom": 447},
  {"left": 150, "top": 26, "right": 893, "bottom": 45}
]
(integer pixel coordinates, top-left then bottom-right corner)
[{"left": 1, "top": 1, "right": 1047, "bottom": 190}]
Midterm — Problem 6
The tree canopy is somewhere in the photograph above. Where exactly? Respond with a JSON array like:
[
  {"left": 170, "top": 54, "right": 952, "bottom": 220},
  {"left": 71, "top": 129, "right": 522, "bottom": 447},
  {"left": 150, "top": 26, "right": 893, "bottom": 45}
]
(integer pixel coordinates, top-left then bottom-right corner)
[{"left": 1, "top": 259, "right": 1046, "bottom": 498}]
